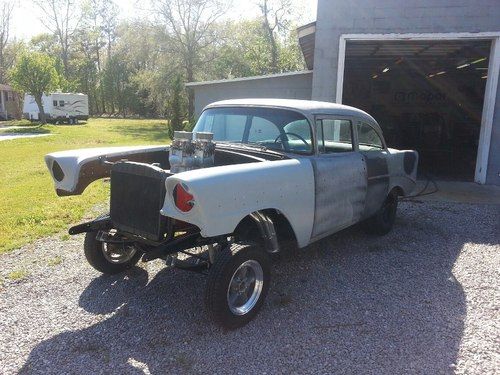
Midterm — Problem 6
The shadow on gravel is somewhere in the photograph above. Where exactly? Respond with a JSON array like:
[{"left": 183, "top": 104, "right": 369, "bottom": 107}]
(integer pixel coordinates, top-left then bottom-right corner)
[{"left": 20, "top": 202, "right": 497, "bottom": 374}]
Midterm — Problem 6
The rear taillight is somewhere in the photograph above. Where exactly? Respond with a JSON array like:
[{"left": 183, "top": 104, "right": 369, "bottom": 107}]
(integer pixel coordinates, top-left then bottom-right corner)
[{"left": 173, "top": 183, "right": 194, "bottom": 212}]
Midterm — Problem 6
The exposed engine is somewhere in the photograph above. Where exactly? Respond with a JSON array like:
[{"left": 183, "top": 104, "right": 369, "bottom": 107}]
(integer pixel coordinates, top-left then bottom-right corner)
[{"left": 169, "top": 131, "right": 215, "bottom": 173}]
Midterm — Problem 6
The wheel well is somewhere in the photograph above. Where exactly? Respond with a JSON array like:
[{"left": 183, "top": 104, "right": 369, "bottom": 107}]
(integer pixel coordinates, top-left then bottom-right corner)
[
  {"left": 233, "top": 209, "right": 298, "bottom": 251},
  {"left": 390, "top": 186, "right": 404, "bottom": 197}
]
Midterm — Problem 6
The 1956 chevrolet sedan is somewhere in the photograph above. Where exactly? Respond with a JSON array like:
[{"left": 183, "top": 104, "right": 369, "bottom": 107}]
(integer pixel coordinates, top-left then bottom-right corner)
[{"left": 45, "top": 99, "right": 418, "bottom": 328}]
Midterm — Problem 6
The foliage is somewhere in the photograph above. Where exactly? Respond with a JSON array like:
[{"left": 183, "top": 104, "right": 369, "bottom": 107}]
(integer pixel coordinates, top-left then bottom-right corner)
[
  {"left": 9, "top": 52, "right": 59, "bottom": 95},
  {"left": 8, "top": 52, "right": 61, "bottom": 123},
  {"left": 166, "top": 74, "right": 185, "bottom": 138},
  {"left": 4, "top": 0, "right": 306, "bottom": 122},
  {"left": 0, "top": 118, "right": 170, "bottom": 254}
]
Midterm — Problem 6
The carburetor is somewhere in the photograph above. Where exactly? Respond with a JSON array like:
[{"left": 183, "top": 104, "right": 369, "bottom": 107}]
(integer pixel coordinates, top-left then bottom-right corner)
[
  {"left": 194, "top": 132, "right": 215, "bottom": 169},
  {"left": 169, "top": 131, "right": 215, "bottom": 173}
]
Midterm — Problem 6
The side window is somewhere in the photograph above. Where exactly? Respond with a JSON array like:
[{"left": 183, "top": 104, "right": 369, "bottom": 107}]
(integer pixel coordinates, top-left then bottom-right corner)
[
  {"left": 59, "top": 100, "right": 65, "bottom": 107},
  {"left": 53, "top": 100, "right": 58, "bottom": 106},
  {"left": 316, "top": 118, "right": 353, "bottom": 153},
  {"left": 248, "top": 116, "right": 280, "bottom": 143},
  {"left": 358, "top": 122, "right": 384, "bottom": 151}
]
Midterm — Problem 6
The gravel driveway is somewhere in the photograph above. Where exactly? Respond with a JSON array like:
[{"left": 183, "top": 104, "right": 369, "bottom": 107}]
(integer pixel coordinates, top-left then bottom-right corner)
[{"left": 1, "top": 200, "right": 499, "bottom": 374}]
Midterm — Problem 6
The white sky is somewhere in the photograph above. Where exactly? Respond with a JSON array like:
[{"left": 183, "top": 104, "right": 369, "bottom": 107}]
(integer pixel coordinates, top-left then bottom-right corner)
[{"left": 11, "top": 0, "right": 317, "bottom": 41}]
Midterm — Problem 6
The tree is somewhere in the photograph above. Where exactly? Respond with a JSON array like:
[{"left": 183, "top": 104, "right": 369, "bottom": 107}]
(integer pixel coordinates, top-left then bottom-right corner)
[
  {"left": 166, "top": 74, "right": 185, "bottom": 138},
  {"left": 152, "top": 0, "right": 229, "bottom": 118},
  {"left": 33, "top": 0, "right": 82, "bottom": 76},
  {"left": 9, "top": 53, "right": 60, "bottom": 124},
  {"left": 258, "top": 0, "right": 293, "bottom": 73},
  {"left": 0, "top": 1, "right": 13, "bottom": 83}
]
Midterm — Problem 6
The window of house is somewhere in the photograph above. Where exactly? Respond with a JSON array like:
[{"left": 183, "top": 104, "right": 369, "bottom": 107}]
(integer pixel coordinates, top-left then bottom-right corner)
[
  {"left": 53, "top": 100, "right": 58, "bottom": 106},
  {"left": 4, "top": 92, "right": 8, "bottom": 102},
  {"left": 59, "top": 100, "right": 65, "bottom": 107},
  {"left": 358, "top": 122, "right": 384, "bottom": 151},
  {"left": 316, "top": 118, "right": 353, "bottom": 153}
]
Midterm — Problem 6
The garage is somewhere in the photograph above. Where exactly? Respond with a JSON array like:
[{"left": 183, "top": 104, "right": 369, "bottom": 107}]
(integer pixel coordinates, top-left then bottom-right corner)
[{"left": 341, "top": 39, "right": 491, "bottom": 181}]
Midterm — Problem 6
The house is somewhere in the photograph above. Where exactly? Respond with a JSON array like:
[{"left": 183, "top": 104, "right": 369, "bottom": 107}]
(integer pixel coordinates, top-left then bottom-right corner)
[
  {"left": 187, "top": 0, "right": 500, "bottom": 185},
  {"left": 0, "top": 84, "right": 22, "bottom": 120}
]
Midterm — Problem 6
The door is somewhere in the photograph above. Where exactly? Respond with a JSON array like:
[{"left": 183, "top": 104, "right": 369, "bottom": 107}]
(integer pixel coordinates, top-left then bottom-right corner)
[
  {"left": 356, "top": 121, "right": 390, "bottom": 218},
  {"left": 311, "top": 116, "right": 367, "bottom": 240}
]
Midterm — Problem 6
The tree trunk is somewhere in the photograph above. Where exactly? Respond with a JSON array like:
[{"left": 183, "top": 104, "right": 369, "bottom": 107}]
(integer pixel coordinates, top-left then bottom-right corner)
[
  {"left": 186, "top": 65, "right": 194, "bottom": 119},
  {"left": 261, "top": 0, "right": 279, "bottom": 73},
  {"left": 34, "top": 95, "right": 46, "bottom": 125}
]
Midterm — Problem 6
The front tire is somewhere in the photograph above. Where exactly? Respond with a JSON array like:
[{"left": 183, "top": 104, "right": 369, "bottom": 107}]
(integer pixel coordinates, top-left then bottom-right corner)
[
  {"left": 205, "top": 242, "right": 271, "bottom": 329},
  {"left": 84, "top": 231, "right": 141, "bottom": 274}
]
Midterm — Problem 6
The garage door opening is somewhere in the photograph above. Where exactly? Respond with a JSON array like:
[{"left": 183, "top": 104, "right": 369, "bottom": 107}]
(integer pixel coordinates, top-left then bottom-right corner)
[{"left": 342, "top": 39, "right": 491, "bottom": 181}]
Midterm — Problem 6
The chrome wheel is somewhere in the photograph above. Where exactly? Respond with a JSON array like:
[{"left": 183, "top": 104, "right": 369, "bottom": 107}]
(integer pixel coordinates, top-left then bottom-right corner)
[
  {"left": 101, "top": 243, "right": 137, "bottom": 264},
  {"left": 227, "top": 260, "right": 264, "bottom": 315}
]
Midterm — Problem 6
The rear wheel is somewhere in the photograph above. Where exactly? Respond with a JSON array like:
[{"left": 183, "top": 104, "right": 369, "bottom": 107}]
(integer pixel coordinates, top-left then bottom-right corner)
[
  {"left": 205, "top": 242, "right": 271, "bottom": 329},
  {"left": 364, "top": 192, "right": 398, "bottom": 235},
  {"left": 84, "top": 231, "right": 141, "bottom": 274}
]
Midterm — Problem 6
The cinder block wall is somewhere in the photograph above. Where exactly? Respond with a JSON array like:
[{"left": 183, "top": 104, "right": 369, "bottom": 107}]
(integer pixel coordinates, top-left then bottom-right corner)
[
  {"left": 189, "top": 72, "right": 313, "bottom": 117},
  {"left": 312, "top": 0, "right": 500, "bottom": 184}
]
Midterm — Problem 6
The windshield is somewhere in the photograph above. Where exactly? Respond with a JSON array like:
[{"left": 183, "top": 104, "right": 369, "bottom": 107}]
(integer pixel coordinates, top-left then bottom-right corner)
[{"left": 193, "top": 107, "right": 313, "bottom": 154}]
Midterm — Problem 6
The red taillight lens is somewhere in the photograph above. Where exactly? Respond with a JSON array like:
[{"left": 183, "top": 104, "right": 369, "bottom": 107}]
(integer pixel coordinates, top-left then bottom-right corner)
[{"left": 173, "top": 183, "right": 194, "bottom": 212}]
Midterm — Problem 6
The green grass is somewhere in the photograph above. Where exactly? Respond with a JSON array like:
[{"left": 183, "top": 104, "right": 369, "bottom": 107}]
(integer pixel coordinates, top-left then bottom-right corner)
[
  {"left": 47, "top": 255, "right": 63, "bottom": 266},
  {"left": 0, "top": 118, "right": 170, "bottom": 254},
  {"left": 7, "top": 269, "right": 29, "bottom": 281}
]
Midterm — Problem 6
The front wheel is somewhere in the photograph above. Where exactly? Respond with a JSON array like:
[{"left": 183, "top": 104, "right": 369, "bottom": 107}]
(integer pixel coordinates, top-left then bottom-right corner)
[
  {"left": 205, "top": 242, "right": 271, "bottom": 329},
  {"left": 84, "top": 231, "right": 141, "bottom": 274}
]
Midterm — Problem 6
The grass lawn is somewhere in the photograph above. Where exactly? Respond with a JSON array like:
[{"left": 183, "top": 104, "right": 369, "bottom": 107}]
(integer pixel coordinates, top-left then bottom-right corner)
[{"left": 0, "top": 118, "right": 170, "bottom": 254}]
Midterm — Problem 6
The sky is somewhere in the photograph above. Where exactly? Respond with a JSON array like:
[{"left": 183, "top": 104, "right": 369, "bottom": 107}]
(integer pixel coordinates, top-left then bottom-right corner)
[{"left": 10, "top": 0, "right": 317, "bottom": 41}]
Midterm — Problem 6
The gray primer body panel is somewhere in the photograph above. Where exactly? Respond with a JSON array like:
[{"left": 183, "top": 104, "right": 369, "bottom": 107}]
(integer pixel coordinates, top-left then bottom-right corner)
[
  {"left": 362, "top": 150, "right": 390, "bottom": 218},
  {"left": 311, "top": 152, "right": 367, "bottom": 239}
]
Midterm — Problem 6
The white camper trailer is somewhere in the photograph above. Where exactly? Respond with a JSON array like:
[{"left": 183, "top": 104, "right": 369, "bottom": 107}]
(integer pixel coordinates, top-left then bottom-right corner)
[{"left": 23, "top": 92, "right": 89, "bottom": 124}]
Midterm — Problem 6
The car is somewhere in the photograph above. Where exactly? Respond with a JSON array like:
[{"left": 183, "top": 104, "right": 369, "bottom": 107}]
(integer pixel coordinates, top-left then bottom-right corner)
[{"left": 45, "top": 99, "right": 418, "bottom": 329}]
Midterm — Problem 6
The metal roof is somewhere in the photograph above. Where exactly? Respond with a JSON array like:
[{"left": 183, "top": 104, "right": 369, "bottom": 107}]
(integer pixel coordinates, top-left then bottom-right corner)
[{"left": 185, "top": 71, "right": 312, "bottom": 87}]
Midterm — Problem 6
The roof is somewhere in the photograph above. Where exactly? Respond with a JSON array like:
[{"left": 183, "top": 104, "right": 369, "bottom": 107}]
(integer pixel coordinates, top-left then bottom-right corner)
[
  {"left": 297, "top": 22, "right": 316, "bottom": 70},
  {"left": 205, "top": 98, "right": 380, "bottom": 129},
  {"left": 185, "top": 70, "right": 312, "bottom": 87},
  {"left": 0, "top": 84, "right": 15, "bottom": 91}
]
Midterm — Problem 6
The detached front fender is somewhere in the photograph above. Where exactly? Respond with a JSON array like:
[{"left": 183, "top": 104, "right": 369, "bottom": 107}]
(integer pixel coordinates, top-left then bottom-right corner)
[
  {"left": 160, "top": 158, "right": 315, "bottom": 248},
  {"left": 45, "top": 145, "right": 169, "bottom": 196}
]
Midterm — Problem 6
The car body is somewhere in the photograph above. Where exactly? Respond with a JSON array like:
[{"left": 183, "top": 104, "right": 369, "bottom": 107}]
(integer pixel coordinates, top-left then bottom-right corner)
[{"left": 45, "top": 99, "right": 418, "bottom": 328}]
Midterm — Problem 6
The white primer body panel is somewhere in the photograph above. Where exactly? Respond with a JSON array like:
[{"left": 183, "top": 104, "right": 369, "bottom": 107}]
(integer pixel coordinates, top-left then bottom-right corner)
[
  {"left": 160, "top": 158, "right": 315, "bottom": 248},
  {"left": 45, "top": 145, "right": 167, "bottom": 193}
]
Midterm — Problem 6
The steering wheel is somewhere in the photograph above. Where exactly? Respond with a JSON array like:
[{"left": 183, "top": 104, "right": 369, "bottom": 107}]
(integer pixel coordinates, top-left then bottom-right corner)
[{"left": 274, "top": 132, "right": 309, "bottom": 149}]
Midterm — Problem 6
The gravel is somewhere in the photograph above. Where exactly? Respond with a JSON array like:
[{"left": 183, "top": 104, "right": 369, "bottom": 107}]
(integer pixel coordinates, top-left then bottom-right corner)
[{"left": 0, "top": 200, "right": 499, "bottom": 374}]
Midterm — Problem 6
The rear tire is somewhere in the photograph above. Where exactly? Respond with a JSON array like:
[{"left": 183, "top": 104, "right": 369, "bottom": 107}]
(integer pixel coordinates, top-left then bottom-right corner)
[
  {"left": 205, "top": 242, "right": 271, "bottom": 329},
  {"left": 364, "top": 192, "right": 398, "bottom": 235},
  {"left": 84, "top": 231, "right": 141, "bottom": 274}
]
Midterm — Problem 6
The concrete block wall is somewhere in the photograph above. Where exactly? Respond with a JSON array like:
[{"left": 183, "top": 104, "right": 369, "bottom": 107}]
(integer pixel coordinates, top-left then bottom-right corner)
[
  {"left": 189, "top": 72, "right": 313, "bottom": 117},
  {"left": 312, "top": 0, "right": 500, "bottom": 184}
]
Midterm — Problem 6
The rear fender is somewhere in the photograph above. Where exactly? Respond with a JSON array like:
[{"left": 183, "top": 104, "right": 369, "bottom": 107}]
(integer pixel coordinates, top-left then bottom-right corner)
[
  {"left": 387, "top": 149, "right": 419, "bottom": 196},
  {"left": 160, "top": 158, "right": 315, "bottom": 248},
  {"left": 45, "top": 145, "right": 169, "bottom": 196}
]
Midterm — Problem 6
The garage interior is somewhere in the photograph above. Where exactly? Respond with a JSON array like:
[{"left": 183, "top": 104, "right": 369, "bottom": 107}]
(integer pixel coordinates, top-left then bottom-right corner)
[{"left": 342, "top": 40, "right": 491, "bottom": 181}]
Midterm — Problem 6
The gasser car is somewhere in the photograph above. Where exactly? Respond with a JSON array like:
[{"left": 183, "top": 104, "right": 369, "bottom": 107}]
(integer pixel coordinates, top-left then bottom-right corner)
[{"left": 45, "top": 99, "right": 418, "bottom": 329}]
